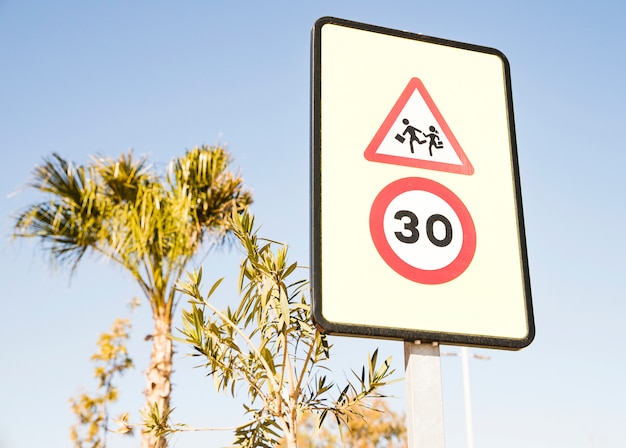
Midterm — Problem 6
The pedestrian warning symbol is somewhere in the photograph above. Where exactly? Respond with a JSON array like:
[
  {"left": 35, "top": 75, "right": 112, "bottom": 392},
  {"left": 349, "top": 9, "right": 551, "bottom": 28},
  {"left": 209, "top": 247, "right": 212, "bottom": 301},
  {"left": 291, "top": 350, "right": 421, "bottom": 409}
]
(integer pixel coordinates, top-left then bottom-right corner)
[{"left": 364, "top": 77, "right": 474, "bottom": 175}]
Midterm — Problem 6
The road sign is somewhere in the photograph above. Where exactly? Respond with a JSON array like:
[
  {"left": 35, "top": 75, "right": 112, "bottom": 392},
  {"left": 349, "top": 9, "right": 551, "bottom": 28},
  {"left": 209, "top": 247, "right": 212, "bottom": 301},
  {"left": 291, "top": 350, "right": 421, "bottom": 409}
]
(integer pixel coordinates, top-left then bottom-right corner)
[
  {"left": 311, "top": 17, "right": 534, "bottom": 349},
  {"left": 369, "top": 177, "right": 476, "bottom": 285},
  {"left": 364, "top": 77, "right": 474, "bottom": 175}
]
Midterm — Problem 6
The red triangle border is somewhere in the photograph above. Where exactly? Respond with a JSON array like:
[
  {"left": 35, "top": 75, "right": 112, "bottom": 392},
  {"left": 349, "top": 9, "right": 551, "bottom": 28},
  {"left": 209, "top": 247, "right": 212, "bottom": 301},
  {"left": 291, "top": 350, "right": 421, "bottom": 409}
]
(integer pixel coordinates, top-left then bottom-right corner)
[{"left": 364, "top": 77, "right": 474, "bottom": 176}]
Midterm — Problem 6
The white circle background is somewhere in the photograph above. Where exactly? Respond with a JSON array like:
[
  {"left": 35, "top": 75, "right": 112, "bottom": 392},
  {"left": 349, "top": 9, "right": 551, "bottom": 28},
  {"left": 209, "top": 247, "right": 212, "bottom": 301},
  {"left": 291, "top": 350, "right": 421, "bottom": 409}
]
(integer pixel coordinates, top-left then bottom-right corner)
[{"left": 383, "top": 190, "right": 463, "bottom": 270}]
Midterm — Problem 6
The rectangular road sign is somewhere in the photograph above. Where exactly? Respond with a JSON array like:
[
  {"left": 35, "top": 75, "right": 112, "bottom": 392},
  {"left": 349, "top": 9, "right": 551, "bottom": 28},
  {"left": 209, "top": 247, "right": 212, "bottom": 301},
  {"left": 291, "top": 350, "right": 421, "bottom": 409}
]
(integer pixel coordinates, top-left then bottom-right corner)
[{"left": 311, "top": 17, "right": 534, "bottom": 349}]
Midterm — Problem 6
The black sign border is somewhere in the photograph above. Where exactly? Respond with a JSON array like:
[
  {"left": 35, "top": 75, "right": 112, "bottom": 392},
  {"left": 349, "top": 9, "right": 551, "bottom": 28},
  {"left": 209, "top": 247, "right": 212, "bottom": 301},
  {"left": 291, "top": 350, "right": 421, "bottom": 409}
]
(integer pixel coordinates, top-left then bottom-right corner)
[{"left": 311, "top": 16, "right": 535, "bottom": 350}]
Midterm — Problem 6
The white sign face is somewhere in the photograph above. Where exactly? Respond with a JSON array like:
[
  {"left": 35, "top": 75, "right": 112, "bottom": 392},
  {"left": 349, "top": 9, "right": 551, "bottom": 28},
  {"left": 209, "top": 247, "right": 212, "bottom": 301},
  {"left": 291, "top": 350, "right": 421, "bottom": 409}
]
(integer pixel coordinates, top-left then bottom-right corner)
[{"left": 311, "top": 17, "right": 535, "bottom": 349}]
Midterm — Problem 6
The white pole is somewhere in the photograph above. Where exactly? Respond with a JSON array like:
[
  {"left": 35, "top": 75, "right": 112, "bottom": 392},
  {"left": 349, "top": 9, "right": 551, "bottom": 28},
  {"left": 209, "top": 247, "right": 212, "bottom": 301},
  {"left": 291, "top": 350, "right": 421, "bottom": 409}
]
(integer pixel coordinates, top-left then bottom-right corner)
[
  {"left": 460, "top": 347, "right": 474, "bottom": 448},
  {"left": 404, "top": 341, "right": 445, "bottom": 448}
]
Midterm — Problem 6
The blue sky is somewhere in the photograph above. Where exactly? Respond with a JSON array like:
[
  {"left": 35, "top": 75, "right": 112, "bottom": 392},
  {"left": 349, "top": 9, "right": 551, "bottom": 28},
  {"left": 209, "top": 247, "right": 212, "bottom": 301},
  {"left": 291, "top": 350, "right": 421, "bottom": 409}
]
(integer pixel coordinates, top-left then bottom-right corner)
[{"left": 1, "top": 1, "right": 625, "bottom": 447}]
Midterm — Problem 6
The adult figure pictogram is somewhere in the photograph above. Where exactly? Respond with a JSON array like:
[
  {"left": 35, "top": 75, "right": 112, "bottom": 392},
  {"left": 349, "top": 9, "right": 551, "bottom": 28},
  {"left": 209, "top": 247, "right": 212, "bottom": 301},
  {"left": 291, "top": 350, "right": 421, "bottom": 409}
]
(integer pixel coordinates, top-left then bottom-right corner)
[{"left": 396, "top": 118, "right": 426, "bottom": 154}]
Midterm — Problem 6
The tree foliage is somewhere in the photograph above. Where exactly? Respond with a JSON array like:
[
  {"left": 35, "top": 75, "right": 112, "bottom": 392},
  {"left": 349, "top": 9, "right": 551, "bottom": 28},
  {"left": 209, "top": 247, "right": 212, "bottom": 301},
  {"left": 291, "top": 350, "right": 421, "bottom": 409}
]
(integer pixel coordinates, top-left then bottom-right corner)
[
  {"left": 278, "top": 398, "right": 407, "bottom": 448},
  {"left": 14, "top": 146, "right": 252, "bottom": 448},
  {"left": 70, "top": 317, "right": 134, "bottom": 448},
  {"left": 149, "top": 212, "right": 397, "bottom": 447}
]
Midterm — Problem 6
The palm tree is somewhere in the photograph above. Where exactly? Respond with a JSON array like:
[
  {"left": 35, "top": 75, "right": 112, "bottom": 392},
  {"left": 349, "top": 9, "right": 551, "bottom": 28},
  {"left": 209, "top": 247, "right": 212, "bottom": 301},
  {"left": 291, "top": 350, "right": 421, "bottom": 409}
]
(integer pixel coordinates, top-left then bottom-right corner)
[{"left": 13, "top": 145, "right": 252, "bottom": 448}]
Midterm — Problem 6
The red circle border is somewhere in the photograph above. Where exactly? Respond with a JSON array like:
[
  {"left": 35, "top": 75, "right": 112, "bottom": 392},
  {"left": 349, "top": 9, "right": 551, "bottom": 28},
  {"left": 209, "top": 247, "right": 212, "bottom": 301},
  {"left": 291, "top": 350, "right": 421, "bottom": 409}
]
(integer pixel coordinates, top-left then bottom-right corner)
[{"left": 369, "top": 177, "right": 476, "bottom": 285}]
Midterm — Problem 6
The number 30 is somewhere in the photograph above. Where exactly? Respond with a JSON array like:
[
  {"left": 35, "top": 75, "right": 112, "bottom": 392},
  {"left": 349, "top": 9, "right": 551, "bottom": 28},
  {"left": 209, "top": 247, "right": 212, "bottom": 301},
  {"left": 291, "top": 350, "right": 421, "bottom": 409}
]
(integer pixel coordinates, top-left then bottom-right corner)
[{"left": 394, "top": 210, "right": 453, "bottom": 247}]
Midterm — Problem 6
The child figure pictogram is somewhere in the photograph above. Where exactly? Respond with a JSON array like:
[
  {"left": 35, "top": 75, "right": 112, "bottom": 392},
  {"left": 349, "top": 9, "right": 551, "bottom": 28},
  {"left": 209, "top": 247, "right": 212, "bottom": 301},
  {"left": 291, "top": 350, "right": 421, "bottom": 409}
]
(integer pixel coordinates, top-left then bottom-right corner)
[{"left": 423, "top": 125, "right": 444, "bottom": 156}]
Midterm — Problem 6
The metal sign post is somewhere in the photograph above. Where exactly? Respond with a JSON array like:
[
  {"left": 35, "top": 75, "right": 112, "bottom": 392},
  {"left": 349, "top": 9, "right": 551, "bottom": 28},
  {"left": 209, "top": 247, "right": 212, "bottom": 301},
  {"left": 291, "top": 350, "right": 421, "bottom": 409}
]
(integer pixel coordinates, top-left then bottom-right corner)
[{"left": 404, "top": 341, "right": 445, "bottom": 448}]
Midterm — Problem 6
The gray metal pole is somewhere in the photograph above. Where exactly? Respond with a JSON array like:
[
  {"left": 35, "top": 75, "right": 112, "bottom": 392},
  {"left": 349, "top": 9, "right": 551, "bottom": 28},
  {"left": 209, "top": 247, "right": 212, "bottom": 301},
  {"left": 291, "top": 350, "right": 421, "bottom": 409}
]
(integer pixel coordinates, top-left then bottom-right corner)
[
  {"left": 460, "top": 347, "right": 475, "bottom": 448},
  {"left": 404, "top": 341, "right": 445, "bottom": 448}
]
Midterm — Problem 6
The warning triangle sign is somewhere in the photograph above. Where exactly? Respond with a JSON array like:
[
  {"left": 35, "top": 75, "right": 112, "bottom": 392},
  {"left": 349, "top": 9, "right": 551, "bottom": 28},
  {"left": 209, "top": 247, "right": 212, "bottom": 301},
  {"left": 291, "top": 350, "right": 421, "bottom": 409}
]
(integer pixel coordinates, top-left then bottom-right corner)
[{"left": 364, "top": 77, "right": 474, "bottom": 175}]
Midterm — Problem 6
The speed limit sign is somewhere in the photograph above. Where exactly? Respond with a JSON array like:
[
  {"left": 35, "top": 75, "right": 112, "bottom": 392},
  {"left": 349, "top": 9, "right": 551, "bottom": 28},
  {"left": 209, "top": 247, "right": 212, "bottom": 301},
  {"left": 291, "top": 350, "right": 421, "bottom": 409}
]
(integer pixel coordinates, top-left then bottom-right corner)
[
  {"left": 311, "top": 17, "right": 534, "bottom": 349},
  {"left": 369, "top": 177, "right": 476, "bottom": 285}
]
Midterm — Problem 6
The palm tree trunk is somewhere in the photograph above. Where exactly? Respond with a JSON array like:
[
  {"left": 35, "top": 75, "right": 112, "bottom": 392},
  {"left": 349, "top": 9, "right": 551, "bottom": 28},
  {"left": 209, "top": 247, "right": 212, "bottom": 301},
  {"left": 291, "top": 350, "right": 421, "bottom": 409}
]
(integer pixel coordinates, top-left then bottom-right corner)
[
  {"left": 284, "top": 430, "right": 298, "bottom": 448},
  {"left": 142, "top": 312, "right": 173, "bottom": 448}
]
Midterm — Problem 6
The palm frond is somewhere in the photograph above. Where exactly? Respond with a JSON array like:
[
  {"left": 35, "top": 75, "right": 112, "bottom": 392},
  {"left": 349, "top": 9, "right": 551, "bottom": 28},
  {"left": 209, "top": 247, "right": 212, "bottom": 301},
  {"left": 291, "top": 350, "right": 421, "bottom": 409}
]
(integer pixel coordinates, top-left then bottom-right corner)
[
  {"left": 29, "top": 153, "right": 88, "bottom": 204},
  {"left": 94, "top": 150, "right": 153, "bottom": 204},
  {"left": 14, "top": 147, "right": 252, "bottom": 305},
  {"left": 168, "top": 145, "right": 252, "bottom": 239}
]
